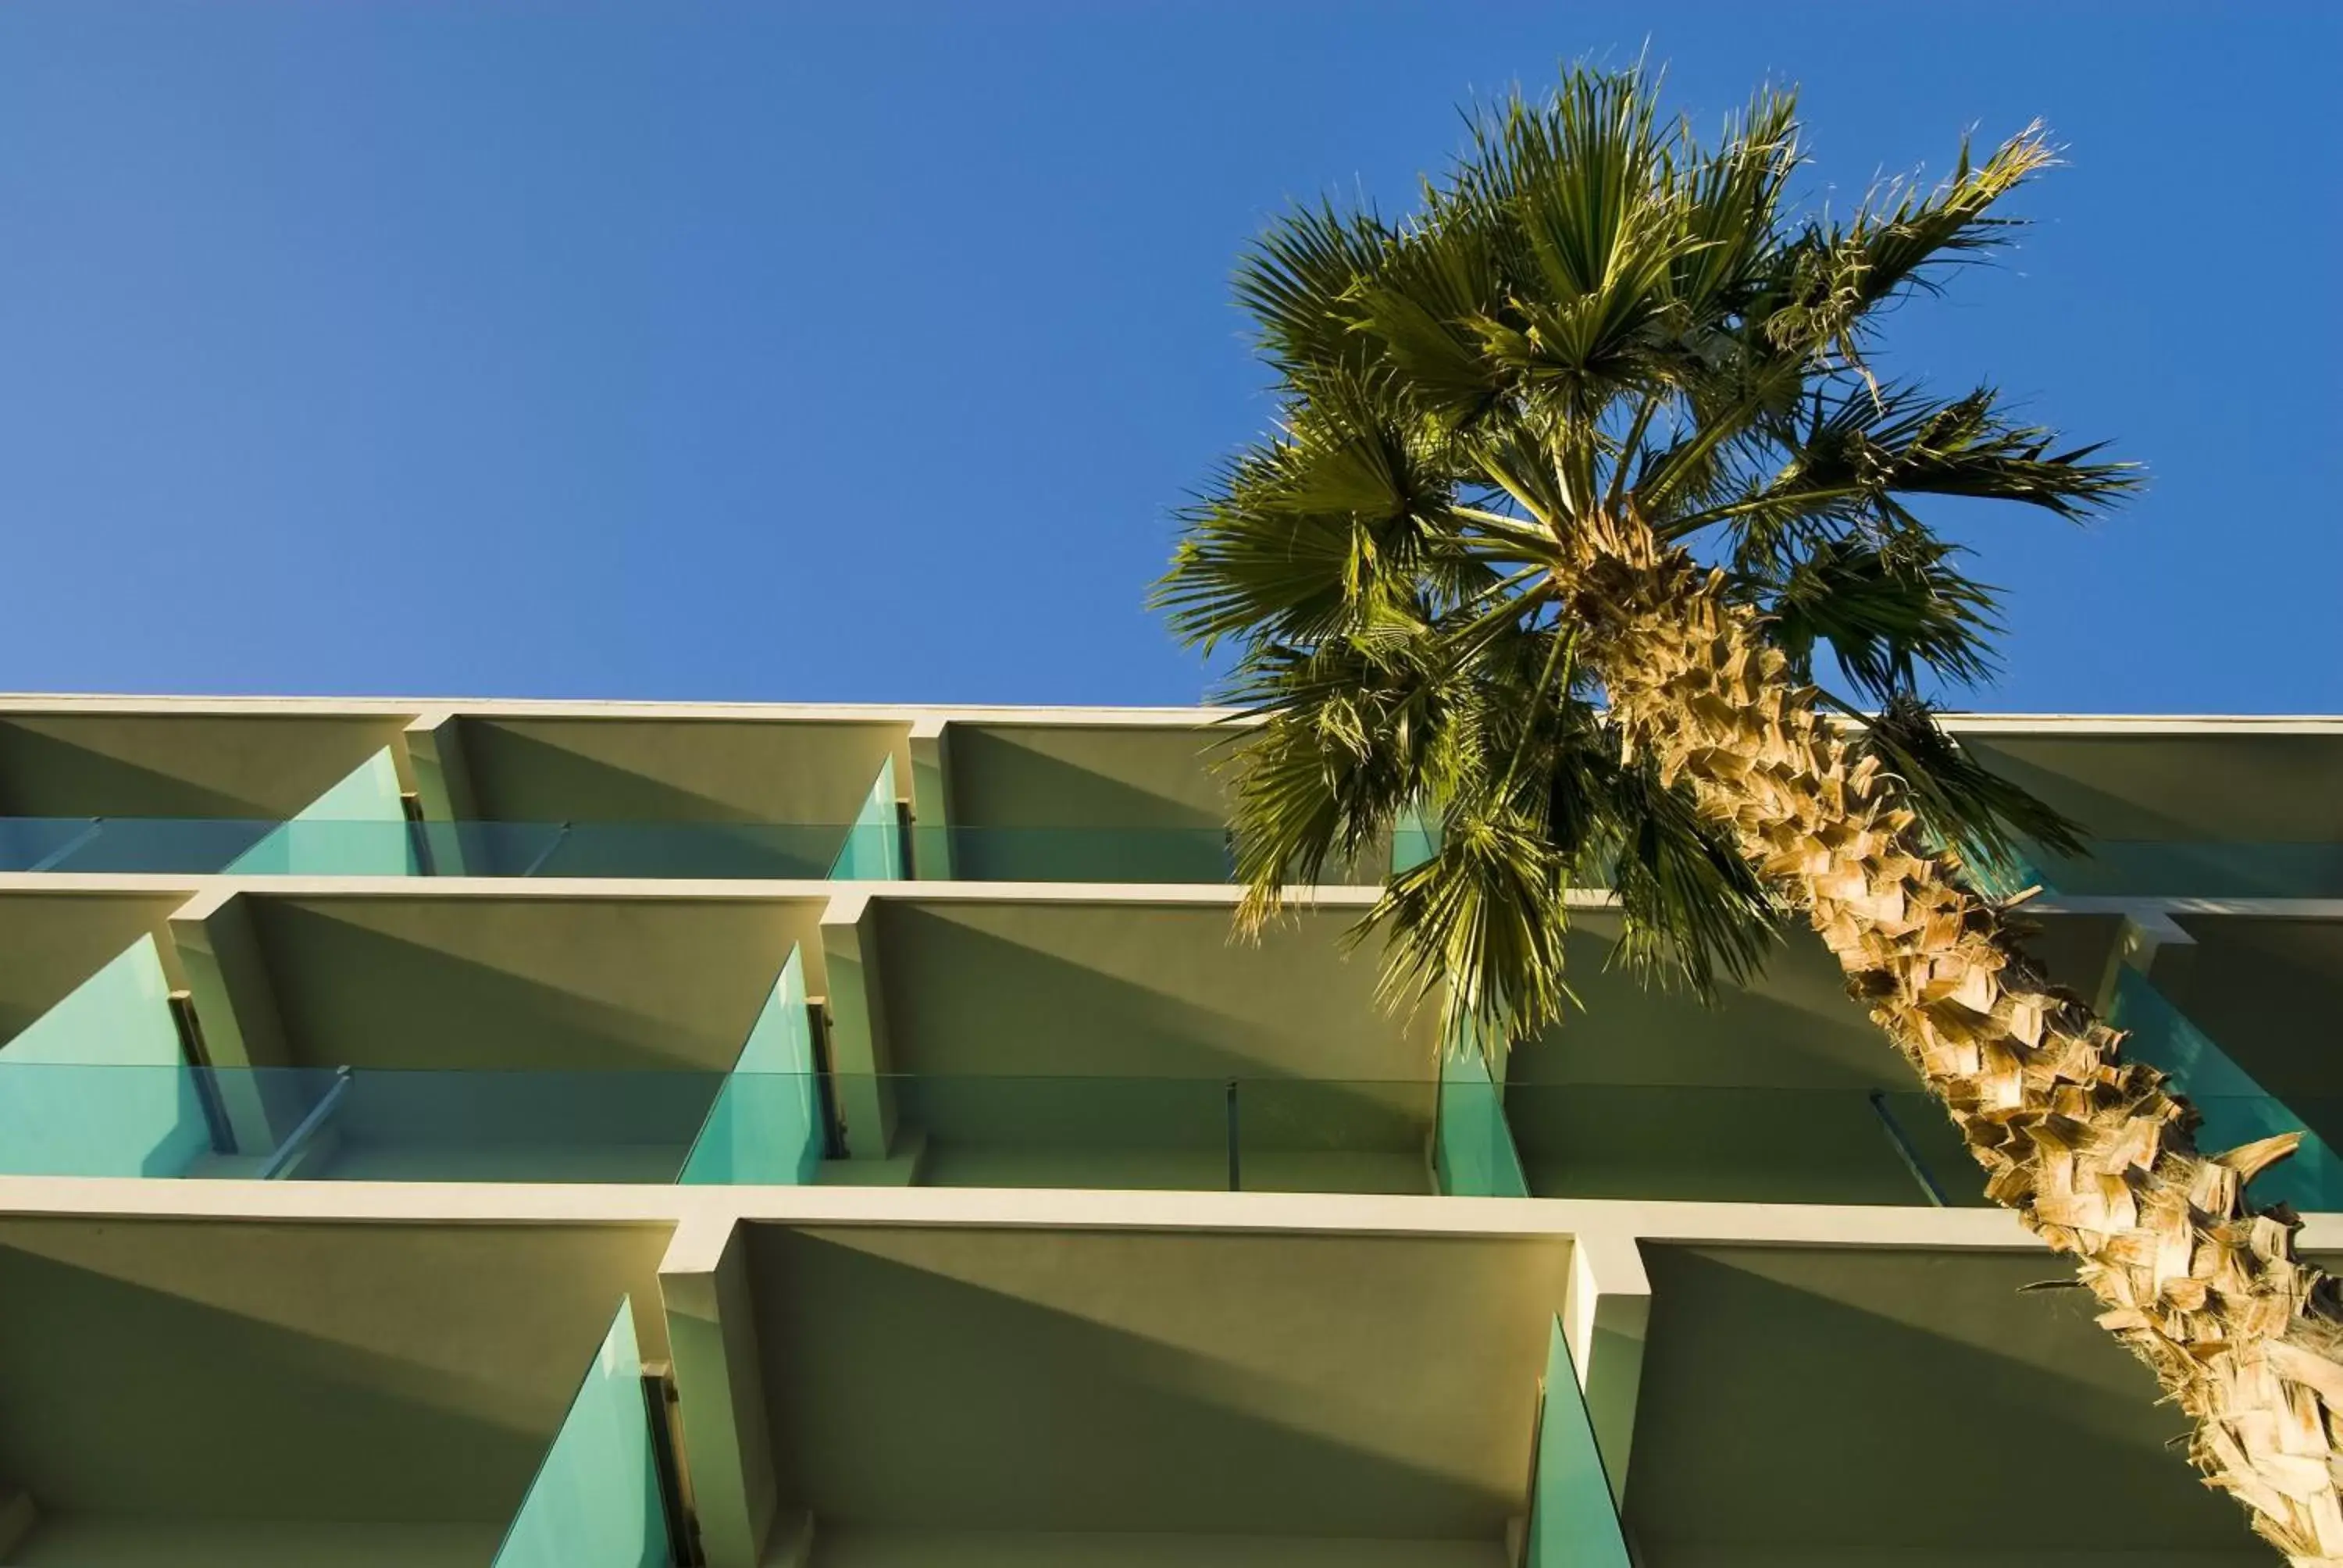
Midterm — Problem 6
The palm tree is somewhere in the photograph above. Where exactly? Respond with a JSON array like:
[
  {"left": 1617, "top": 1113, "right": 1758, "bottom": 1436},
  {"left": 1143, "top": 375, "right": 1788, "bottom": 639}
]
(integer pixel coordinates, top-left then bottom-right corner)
[{"left": 1157, "top": 66, "right": 2343, "bottom": 1559}]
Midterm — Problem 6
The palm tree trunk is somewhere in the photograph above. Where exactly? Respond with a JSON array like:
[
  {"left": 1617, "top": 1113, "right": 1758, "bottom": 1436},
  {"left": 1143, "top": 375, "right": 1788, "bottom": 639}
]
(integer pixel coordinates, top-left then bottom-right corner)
[{"left": 1564, "top": 513, "right": 2343, "bottom": 1563}]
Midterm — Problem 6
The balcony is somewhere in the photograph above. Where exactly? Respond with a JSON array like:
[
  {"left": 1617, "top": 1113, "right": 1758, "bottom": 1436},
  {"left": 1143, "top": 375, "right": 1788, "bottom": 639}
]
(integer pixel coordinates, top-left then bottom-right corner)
[
  {"left": 2114, "top": 913, "right": 2343, "bottom": 1208},
  {"left": 1960, "top": 725, "right": 2343, "bottom": 898},
  {"left": 722, "top": 1218, "right": 1586, "bottom": 1567},
  {"left": 0, "top": 708, "right": 412, "bottom": 873},
  {"left": 0, "top": 1213, "right": 670, "bottom": 1567},
  {"left": 0, "top": 887, "right": 826, "bottom": 1185},
  {"left": 840, "top": 897, "right": 1440, "bottom": 1192},
  {"left": 1623, "top": 1240, "right": 2274, "bottom": 1566},
  {"left": 0, "top": 888, "right": 2181, "bottom": 1209}
]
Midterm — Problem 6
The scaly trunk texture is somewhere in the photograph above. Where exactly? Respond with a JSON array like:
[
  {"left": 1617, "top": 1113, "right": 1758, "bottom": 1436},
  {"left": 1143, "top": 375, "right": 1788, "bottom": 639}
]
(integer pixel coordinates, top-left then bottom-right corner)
[{"left": 1561, "top": 512, "right": 2343, "bottom": 1562}]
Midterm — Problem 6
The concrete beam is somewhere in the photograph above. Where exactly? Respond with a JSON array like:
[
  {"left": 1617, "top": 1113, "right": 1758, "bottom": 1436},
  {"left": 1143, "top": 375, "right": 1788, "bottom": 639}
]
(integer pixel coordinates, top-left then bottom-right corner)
[
  {"left": 401, "top": 711, "right": 480, "bottom": 821},
  {"left": 818, "top": 891, "right": 897, "bottom": 1160},
  {"left": 166, "top": 888, "right": 308, "bottom": 1151},
  {"left": 658, "top": 1212, "right": 779, "bottom": 1568},
  {"left": 907, "top": 717, "right": 954, "bottom": 881},
  {"left": 166, "top": 889, "right": 291, "bottom": 1071},
  {"left": 401, "top": 711, "right": 480, "bottom": 875},
  {"left": 1561, "top": 1228, "right": 1649, "bottom": 1507}
]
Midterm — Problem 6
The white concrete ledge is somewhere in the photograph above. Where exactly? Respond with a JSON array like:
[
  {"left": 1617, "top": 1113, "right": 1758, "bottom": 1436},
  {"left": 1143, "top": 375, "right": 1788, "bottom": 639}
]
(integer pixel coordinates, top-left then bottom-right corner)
[
  {"left": 0, "top": 1175, "right": 2055, "bottom": 1249},
  {"left": 0, "top": 692, "right": 2336, "bottom": 732},
  {"left": 0, "top": 873, "right": 1398, "bottom": 907}
]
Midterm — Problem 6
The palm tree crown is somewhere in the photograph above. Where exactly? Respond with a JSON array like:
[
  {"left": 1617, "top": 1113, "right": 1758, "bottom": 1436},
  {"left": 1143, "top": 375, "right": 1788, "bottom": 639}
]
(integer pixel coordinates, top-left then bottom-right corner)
[{"left": 1156, "top": 66, "right": 2134, "bottom": 1051}]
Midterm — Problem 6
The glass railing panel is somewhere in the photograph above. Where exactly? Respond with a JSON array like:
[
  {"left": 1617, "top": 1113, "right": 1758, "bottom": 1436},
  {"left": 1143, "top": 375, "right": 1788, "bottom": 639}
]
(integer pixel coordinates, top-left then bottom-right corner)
[
  {"left": 0, "top": 1064, "right": 727, "bottom": 1183},
  {"left": 679, "top": 1072, "right": 826, "bottom": 1185},
  {"left": 923, "top": 825, "right": 1236, "bottom": 883},
  {"left": 229, "top": 818, "right": 426, "bottom": 875},
  {"left": 0, "top": 816, "right": 108, "bottom": 870},
  {"left": 500, "top": 823, "right": 847, "bottom": 879},
  {"left": 0, "top": 1060, "right": 222, "bottom": 1177},
  {"left": 0, "top": 816, "right": 275, "bottom": 873},
  {"left": 1528, "top": 1315, "right": 1632, "bottom": 1568},
  {"left": 0, "top": 814, "right": 1419, "bottom": 884},
  {"left": 1231, "top": 1075, "right": 1436, "bottom": 1193},
  {"left": 0, "top": 815, "right": 861, "bottom": 878},
  {"left": 912, "top": 826, "right": 1391, "bottom": 885},
  {"left": 826, "top": 756, "right": 905, "bottom": 879},
  {"left": 1437, "top": 1051, "right": 1530, "bottom": 1198},
  {"left": 2109, "top": 966, "right": 2343, "bottom": 1211},
  {"left": 1392, "top": 806, "right": 1439, "bottom": 875},
  {"left": 884, "top": 1073, "right": 1232, "bottom": 1189},
  {"left": 5, "top": 1060, "right": 2133, "bottom": 1205},
  {"left": 811, "top": 1073, "right": 1439, "bottom": 1193},
  {"left": 492, "top": 1296, "right": 672, "bottom": 1568},
  {"left": 680, "top": 946, "right": 826, "bottom": 1185},
  {"left": 755, "top": 1073, "right": 2002, "bottom": 1201},
  {"left": 231, "top": 748, "right": 415, "bottom": 875},
  {"left": 318, "top": 1070, "right": 720, "bottom": 1182},
  {"left": 407, "top": 819, "right": 562, "bottom": 876},
  {"left": 1503, "top": 1082, "right": 1983, "bottom": 1206},
  {"left": 2017, "top": 840, "right": 2343, "bottom": 899}
]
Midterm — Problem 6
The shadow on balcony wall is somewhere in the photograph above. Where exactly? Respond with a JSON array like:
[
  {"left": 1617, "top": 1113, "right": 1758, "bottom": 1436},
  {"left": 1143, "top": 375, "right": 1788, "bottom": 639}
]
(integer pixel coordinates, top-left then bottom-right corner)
[
  {"left": 1500, "top": 914, "right": 2122, "bottom": 1206},
  {"left": 0, "top": 1215, "right": 670, "bottom": 1568},
  {"left": 244, "top": 893, "right": 819, "bottom": 1073},
  {"left": 943, "top": 726, "right": 1237, "bottom": 882},
  {"left": 867, "top": 900, "right": 1435, "bottom": 1192},
  {"left": 0, "top": 712, "right": 412, "bottom": 821},
  {"left": 748, "top": 1222, "right": 1565, "bottom": 1562},
  {"left": 451, "top": 718, "right": 908, "bottom": 878},
  {"left": 1959, "top": 730, "right": 2343, "bottom": 845},
  {"left": 0, "top": 892, "right": 186, "bottom": 1045},
  {"left": 1625, "top": 1244, "right": 2266, "bottom": 1566}
]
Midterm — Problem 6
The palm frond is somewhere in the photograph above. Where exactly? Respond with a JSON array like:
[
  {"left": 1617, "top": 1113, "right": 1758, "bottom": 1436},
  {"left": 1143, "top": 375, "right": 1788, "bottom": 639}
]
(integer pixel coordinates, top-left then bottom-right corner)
[
  {"left": 1235, "top": 201, "right": 1391, "bottom": 376},
  {"left": 1163, "top": 62, "right": 2131, "bottom": 1057},
  {"left": 1767, "top": 123, "right": 2056, "bottom": 367},
  {"left": 1843, "top": 694, "right": 2088, "bottom": 867},
  {"left": 1743, "top": 533, "right": 2002, "bottom": 703}
]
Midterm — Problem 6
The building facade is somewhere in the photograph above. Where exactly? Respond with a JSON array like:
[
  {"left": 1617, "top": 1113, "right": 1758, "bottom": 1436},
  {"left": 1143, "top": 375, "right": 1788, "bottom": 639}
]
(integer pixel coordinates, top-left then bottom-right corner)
[{"left": 0, "top": 696, "right": 2336, "bottom": 1567}]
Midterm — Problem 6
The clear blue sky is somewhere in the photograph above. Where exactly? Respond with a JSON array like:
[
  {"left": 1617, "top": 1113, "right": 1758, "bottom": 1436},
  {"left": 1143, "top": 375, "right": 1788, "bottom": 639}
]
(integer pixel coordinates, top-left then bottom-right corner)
[{"left": 0, "top": 3, "right": 2334, "bottom": 711}]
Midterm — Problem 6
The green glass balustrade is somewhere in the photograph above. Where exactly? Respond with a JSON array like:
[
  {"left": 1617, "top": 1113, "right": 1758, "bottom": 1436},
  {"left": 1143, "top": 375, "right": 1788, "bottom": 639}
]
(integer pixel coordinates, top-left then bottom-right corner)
[
  {"left": 230, "top": 749, "right": 413, "bottom": 875},
  {"left": 0, "top": 1062, "right": 219, "bottom": 1178},
  {"left": 0, "top": 1064, "right": 727, "bottom": 1183},
  {"left": 2108, "top": 966, "right": 2343, "bottom": 1211},
  {"left": 0, "top": 815, "right": 276, "bottom": 872},
  {"left": 3, "top": 1052, "right": 2178, "bottom": 1203},
  {"left": 412, "top": 819, "right": 865, "bottom": 878},
  {"left": 818, "top": 1073, "right": 1442, "bottom": 1193},
  {"left": 0, "top": 815, "right": 1375, "bottom": 882},
  {"left": 825, "top": 756, "right": 908, "bottom": 879},
  {"left": 1502, "top": 1082, "right": 1983, "bottom": 1206},
  {"left": 1391, "top": 804, "right": 1439, "bottom": 875},
  {"left": 1436, "top": 1048, "right": 1531, "bottom": 1198},
  {"left": 679, "top": 948, "right": 826, "bottom": 1185},
  {"left": 0, "top": 1067, "right": 1435, "bottom": 1193},
  {"left": 0, "top": 935, "right": 211, "bottom": 1177},
  {"left": 1528, "top": 1315, "right": 1633, "bottom": 1568},
  {"left": 923, "top": 824, "right": 1236, "bottom": 882},
  {"left": 18, "top": 809, "right": 2343, "bottom": 895},
  {"left": 492, "top": 1296, "right": 673, "bottom": 1568}
]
